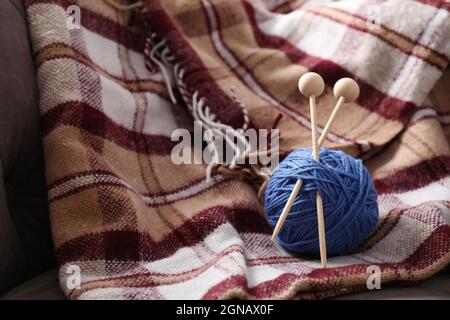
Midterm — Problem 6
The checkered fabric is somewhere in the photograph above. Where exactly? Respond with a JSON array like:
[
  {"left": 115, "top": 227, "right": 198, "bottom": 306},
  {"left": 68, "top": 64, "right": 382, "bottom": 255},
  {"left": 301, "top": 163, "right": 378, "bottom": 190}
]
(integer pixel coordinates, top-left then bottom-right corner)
[{"left": 25, "top": 0, "right": 450, "bottom": 299}]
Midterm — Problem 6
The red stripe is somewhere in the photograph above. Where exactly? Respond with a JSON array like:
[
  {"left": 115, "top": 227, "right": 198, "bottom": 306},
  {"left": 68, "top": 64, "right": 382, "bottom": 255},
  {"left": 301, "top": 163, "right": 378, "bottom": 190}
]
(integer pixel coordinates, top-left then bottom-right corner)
[
  {"left": 76, "top": 249, "right": 308, "bottom": 290},
  {"left": 49, "top": 174, "right": 231, "bottom": 207},
  {"left": 48, "top": 170, "right": 111, "bottom": 190},
  {"left": 310, "top": 7, "right": 449, "bottom": 69},
  {"left": 402, "top": 225, "right": 450, "bottom": 268},
  {"left": 418, "top": 0, "right": 450, "bottom": 11},
  {"left": 202, "top": 265, "right": 367, "bottom": 299},
  {"left": 76, "top": 246, "right": 246, "bottom": 289},
  {"left": 203, "top": 275, "right": 249, "bottom": 299},
  {"left": 271, "top": 0, "right": 305, "bottom": 14},
  {"left": 242, "top": 1, "right": 418, "bottom": 125},
  {"left": 55, "top": 207, "right": 270, "bottom": 265},
  {"left": 26, "top": 0, "right": 145, "bottom": 52},
  {"left": 48, "top": 170, "right": 210, "bottom": 198},
  {"left": 49, "top": 181, "right": 129, "bottom": 203},
  {"left": 61, "top": 224, "right": 450, "bottom": 299},
  {"left": 203, "top": 225, "right": 450, "bottom": 299},
  {"left": 80, "top": 5, "right": 145, "bottom": 53},
  {"left": 201, "top": 0, "right": 355, "bottom": 147},
  {"left": 42, "top": 101, "right": 177, "bottom": 155},
  {"left": 374, "top": 156, "right": 450, "bottom": 194},
  {"left": 36, "top": 42, "right": 162, "bottom": 84},
  {"left": 54, "top": 205, "right": 450, "bottom": 298},
  {"left": 140, "top": 0, "right": 246, "bottom": 129}
]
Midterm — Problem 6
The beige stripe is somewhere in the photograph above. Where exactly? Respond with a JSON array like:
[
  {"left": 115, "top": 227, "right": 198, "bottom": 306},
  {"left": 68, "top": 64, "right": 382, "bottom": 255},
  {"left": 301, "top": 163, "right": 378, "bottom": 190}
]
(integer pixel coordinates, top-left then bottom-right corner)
[
  {"left": 70, "top": 245, "right": 245, "bottom": 299},
  {"left": 311, "top": 7, "right": 448, "bottom": 70},
  {"left": 52, "top": 178, "right": 258, "bottom": 248},
  {"left": 35, "top": 45, "right": 168, "bottom": 97},
  {"left": 367, "top": 117, "right": 450, "bottom": 179},
  {"left": 163, "top": 0, "right": 386, "bottom": 154},
  {"left": 77, "top": 0, "right": 133, "bottom": 27},
  {"left": 214, "top": 4, "right": 401, "bottom": 153},
  {"left": 45, "top": 126, "right": 212, "bottom": 194}
]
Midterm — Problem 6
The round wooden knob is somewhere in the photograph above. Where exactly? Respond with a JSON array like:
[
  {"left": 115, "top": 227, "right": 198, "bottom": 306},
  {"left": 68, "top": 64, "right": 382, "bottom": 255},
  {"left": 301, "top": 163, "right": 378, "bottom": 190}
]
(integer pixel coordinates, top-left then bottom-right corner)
[
  {"left": 333, "top": 78, "right": 360, "bottom": 102},
  {"left": 298, "top": 72, "right": 325, "bottom": 97}
]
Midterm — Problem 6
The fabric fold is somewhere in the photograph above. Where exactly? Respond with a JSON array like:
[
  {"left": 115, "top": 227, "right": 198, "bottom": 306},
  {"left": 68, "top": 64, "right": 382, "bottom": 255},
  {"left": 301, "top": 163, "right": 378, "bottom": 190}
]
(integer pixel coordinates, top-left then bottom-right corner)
[{"left": 26, "top": 0, "right": 450, "bottom": 299}]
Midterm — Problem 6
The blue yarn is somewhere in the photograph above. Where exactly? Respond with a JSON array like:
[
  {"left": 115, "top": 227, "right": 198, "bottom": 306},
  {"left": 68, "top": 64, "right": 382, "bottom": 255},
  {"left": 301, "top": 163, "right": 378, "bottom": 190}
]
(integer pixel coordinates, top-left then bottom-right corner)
[{"left": 264, "top": 148, "right": 379, "bottom": 257}]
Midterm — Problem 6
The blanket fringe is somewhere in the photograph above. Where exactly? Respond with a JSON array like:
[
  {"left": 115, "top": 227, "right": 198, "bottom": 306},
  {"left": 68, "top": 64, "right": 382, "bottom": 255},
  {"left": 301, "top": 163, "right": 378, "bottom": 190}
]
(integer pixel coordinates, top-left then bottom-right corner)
[{"left": 142, "top": 27, "right": 278, "bottom": 198}]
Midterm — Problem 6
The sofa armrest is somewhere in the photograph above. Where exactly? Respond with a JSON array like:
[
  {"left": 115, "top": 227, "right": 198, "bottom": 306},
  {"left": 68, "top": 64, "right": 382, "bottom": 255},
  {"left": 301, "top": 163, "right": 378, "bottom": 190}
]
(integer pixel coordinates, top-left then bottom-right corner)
[{"left": 0, "top": 0, "right": 55, "bottom": 295}]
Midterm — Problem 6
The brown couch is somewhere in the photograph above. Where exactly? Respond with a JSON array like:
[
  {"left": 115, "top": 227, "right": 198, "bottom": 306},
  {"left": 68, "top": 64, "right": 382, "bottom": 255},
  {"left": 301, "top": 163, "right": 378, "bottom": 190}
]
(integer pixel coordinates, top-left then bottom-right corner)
[
  {"left": 0, "top": 0, "right": 448, "bottom": 300},
  {"left": 0, "top": 0, "right": 63, "bottom": 299}
]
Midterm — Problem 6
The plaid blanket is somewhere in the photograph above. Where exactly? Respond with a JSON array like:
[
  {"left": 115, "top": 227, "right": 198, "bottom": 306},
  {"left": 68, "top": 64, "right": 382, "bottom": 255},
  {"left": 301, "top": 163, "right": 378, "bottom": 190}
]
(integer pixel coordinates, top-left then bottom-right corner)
[{"left": 26, "top": 0, "right": 450, "bottom": 299}]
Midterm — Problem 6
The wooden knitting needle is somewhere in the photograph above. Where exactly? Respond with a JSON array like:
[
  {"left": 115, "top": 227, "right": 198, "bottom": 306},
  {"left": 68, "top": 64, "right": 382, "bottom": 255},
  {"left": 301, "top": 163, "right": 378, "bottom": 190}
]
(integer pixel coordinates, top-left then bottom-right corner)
[
  {"left": 305, "top": 74, "right": 327, "bottom": 268},
  {"left": 317, "top": 78, "right": 360, "bottom": 147},
  {"left": 311, "top": 78, "right": 358, "bottom": 267},
  {"left": 271, "top": 179, "right": 303, "bottom": 241},
  {"left": 271, "top": 73, "right": 327, "bottom": 267},
  {"left": 272, "top": 77, "right": 361, "bottom": 242},
  {"left": 271, "top": 73, "right": 325, "bottom": 242}
]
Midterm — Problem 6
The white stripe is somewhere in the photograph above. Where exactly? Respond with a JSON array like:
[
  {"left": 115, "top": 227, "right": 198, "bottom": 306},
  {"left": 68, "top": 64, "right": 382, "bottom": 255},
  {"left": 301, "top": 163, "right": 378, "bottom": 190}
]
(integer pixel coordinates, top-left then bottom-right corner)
[
  {"left": 142, "top": 92, "right": 179, "bottom": 136},
  {"left": 40, "top": 58, "right": 176, "bottom": 137},
  {"left": 82, "top": 28, "right": 124, "bottom": 77},
  {"left": 440, "top": 114, "right": 450, "bottom": 125},
  {"left": 389, "top": 6, "right": 450, "bottom": 104},
  {"left": 413, "top": 5, "right": 450, "bottom": 59},
  {"left": 256, "top": 4, "right": 449, "bottom": 105},
  {"left": 27, "top": 4, "right": 72, "bottom": 52},
  {"left": 354, "top": 0, "right": 450, "bottom": 60},
  {"left": 83, "top": 27, "right": 164, "bottom": 81},
  {"left": 100, "top": 74, "right": 137, "bottom": 130},
  {"left": 49, "top": 172, "right": 227, "bottom": 206},
  {"left": 410, "top": 107, "right": 437, "bottom": 123},
  {"left": 397, "top": 179, "right": 450, "bottom": 207},
  {"left": 410, "top": 108, "right": 450, "bottom": 125},
  {"left": 386, "top": 54, "right": 443, "bottom": 104},
  {"left": 38, "top": 58, "right": 84, "bottom": 115},
  {"left": 202, "top": 0, "right": 351, "bottom": 146},
  {"left": 362, "top": 214, "right": 435, "bottom": 263}
]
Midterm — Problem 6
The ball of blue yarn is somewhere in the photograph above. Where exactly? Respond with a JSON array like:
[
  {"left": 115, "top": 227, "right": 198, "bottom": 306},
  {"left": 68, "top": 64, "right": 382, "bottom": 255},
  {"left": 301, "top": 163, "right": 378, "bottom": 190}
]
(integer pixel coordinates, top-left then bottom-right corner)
[{"left": 265, "top": 148, "right": 379, "bottom": 257}]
